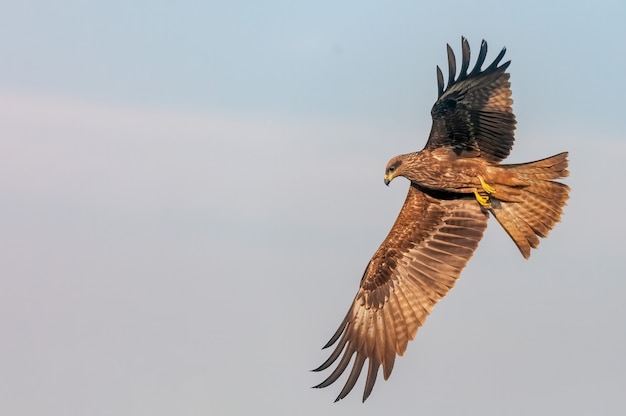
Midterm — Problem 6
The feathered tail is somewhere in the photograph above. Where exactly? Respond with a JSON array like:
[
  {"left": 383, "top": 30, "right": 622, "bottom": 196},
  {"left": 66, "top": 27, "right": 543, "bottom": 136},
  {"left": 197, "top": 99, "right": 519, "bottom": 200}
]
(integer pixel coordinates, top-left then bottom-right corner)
[{"left": 490, "top": 152, "right": 570, "bottom": 258}]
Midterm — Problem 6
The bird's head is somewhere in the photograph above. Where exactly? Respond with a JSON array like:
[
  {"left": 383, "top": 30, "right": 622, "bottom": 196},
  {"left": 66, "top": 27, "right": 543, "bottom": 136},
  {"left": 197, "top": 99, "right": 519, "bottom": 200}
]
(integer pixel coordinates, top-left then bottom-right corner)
[{"left": 384, "top": 155, "right": 406, "bottom": 186}]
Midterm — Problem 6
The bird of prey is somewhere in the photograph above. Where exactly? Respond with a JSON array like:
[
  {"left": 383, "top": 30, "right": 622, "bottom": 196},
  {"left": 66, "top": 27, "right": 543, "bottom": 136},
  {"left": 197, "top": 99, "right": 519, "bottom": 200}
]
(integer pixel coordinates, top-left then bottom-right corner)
[{"left": 313, "top": 37, "right": 570, "bottom": 402}]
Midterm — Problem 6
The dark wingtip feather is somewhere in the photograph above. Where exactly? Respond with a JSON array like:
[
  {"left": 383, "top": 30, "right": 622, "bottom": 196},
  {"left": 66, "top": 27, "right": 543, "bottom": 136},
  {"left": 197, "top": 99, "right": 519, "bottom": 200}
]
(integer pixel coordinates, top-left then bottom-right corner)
[
  {"left": 486, "top": 47, "right": 507, "bottom": 71},
  {"left": 311, "top": 360, "right": 331, "bottom": 373},
  {"left": 436, "top": 66, "right": 444, "bottom": 97},
  {"left": 313, "top": 333, "right": 349, "bottom": 372},
  {"left": 334, "top": 353, "right": 367, "bottom": 402},
  {"left": 322, "top": 337, "right": 336, "bottom": 350},
  {"left": 321, "top": 312, "right": 349, "bottom": 349},
  {"left": 311, "top": 351, "right": 340, "bottom": 373},
  {"left": 362, "top": 357, "right": 379, "bottom": 402},
  {"left": 459, "top": 37, "right": 471, "bottom": 80},
  {"left": 312, "top": 348, "right": 354, "bottom": 388},
  {"left": 446, "top": 44, "right": 456, "bottom": 89},
  {"left": 470, "top": 39, "right": 488, "bottom": 76}
]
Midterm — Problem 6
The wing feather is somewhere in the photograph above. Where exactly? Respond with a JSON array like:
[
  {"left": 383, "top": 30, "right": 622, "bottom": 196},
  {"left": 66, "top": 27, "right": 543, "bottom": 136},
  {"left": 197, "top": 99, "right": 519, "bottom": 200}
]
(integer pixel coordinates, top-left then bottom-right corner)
[
  {"left": 425, "top": 37, "right": 516, "bottom": 163},
  {"left": 313, "top": 185, "right": 489, "bottom": 401},
  {"left": 436, "top": 65, "right": 444, "bottom": 97},
  {"left": 470, "top": 40, "right": 488, "bottom": 76},
  {"left": 446, "top": 44, "right": 456, "bottom": 89},
  {"left": 458, "top": 37, "right": 471, "bottom": 81},
  {"left": 335, "top": 352, "right": 366, "bottom": 401}
]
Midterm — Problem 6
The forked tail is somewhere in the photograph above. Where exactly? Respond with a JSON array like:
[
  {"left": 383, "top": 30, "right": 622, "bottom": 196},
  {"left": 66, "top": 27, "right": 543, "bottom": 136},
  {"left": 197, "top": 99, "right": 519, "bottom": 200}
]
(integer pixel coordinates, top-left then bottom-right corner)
[{"left": 490, "top": 152, "right": 570, "bottom": 258}]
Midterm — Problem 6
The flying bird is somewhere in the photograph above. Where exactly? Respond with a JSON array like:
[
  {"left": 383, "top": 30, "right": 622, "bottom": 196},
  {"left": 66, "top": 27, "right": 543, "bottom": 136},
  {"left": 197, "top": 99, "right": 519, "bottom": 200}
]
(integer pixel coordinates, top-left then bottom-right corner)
[{"left": 313, "top": 37, "right": 570, "bottom": 402}]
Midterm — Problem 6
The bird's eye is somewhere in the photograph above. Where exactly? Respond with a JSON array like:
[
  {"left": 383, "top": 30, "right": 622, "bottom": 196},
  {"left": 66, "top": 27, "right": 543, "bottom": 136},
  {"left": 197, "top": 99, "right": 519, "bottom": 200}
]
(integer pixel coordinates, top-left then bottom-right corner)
[{"left": 389, "top": 166, "right": 395, "bottom": 173}]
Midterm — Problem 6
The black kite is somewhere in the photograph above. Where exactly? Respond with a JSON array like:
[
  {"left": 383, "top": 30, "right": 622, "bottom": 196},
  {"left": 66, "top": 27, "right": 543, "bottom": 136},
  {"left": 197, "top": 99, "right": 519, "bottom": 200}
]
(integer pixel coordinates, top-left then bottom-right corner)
[{"left": 313, "top": 38, "right": 570, "bottom": 402}]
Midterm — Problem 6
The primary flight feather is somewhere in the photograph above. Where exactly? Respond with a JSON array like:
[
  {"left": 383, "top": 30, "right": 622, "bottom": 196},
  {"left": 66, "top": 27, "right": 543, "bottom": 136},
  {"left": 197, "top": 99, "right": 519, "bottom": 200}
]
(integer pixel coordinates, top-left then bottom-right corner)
[{"left": 313, "top": 37, "right": 569, "bottom": 402}]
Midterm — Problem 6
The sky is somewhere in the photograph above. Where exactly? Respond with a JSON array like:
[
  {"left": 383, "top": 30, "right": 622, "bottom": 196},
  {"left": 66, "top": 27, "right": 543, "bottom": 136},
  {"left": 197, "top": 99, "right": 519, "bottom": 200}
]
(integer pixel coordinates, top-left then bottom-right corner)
[{"left": 1, "top": 1, "right": 626, "bottom": 415}]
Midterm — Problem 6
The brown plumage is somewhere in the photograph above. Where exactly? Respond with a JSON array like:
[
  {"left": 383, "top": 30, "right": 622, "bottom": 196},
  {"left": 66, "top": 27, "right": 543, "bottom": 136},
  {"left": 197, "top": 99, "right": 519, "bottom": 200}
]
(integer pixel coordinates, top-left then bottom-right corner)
[{"left": 313, "top": 37, "right": 570, "bottom": 402}]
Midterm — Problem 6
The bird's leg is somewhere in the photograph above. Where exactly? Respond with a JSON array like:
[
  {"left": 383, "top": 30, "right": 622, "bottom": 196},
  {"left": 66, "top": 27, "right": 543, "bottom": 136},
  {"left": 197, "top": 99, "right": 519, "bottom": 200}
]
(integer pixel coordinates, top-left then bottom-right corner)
[
  {"left": 473, "top": 189, "right": 491, "bottom": 207},
  {"left": 478, "top": 176, "right": 496, "bottom": 194},
  {"left": 473, "top": 176, "right": 496, "bottom": 208}
]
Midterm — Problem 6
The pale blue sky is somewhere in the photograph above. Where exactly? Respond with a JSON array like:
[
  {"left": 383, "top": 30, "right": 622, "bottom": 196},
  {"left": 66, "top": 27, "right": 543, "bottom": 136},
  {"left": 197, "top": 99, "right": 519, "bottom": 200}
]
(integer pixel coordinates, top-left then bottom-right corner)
[{"left": 1, "top": 1, "right": 625, "bottom": 415}]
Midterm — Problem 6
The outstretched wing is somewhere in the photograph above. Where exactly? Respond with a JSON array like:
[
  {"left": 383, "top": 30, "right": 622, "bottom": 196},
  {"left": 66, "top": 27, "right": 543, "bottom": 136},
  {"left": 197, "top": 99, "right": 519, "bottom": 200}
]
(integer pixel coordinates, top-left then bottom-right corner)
[
  {"left": 313, "top": 185, "right": 489, "bottom": 402},
  {"left": 425, "top": 37, "right": 516, "bottom": 163}
]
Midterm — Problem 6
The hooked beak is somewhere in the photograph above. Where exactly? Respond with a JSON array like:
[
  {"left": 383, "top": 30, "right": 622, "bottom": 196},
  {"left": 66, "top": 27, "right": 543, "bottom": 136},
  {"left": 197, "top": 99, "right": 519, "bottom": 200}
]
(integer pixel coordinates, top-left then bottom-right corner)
[{"left": 384, "top": 175, "right": 392, "bottom": 186}]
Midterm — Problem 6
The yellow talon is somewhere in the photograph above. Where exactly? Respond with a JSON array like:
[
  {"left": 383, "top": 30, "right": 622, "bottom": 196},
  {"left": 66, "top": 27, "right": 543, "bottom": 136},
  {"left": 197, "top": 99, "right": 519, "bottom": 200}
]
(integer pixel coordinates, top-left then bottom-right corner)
[
  {"left": 478, "top": 176, "right": 496, "bottom": 194},
  {"left": 473, "top": 189, "right": 492, "bottom": 208}
]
